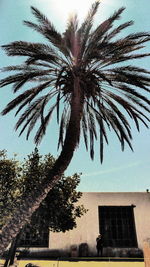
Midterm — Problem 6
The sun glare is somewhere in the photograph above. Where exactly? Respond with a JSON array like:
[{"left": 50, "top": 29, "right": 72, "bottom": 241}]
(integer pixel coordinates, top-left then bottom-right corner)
[
  {"left": 37, "top": 0, "right": 115, "bottom": 31},
  {"left": 51, "top": 0, "right": 98, "bottom": 21},
  {"left": 43, "top": 0, "right": 101, "bottom": 22}
]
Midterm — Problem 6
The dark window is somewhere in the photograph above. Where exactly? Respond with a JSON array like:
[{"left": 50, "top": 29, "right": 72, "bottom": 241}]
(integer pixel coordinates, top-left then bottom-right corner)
[
  {"left": 99, "top": 206, "right": 137, "bottom": 248},
  {"left": 19, "top": 225, "right": 49, "bottom": 247}
]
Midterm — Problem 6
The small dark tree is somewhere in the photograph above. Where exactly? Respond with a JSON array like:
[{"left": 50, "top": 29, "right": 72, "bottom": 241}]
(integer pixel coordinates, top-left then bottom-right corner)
[
  {"left": 1, "top": 149, "right": 86, "bottom": 266},
  {"left": 20, "top": 149, "right": 86, "bottom": 233},
  {"left": 0, "top": 150, "right": 21, "bottom": 229}
]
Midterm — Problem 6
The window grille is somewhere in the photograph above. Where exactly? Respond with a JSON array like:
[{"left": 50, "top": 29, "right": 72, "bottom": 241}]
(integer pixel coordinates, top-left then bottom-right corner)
[
  {"left": 19, "top": 225, "right": 49, "bottom": 247},
  {"left": 99, "top": 206, "right": 137, "bottom": 248}
]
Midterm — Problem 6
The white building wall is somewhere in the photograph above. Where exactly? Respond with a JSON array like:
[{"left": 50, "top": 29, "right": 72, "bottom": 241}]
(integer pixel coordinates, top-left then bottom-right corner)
[{"left": 50, "top": 192, "right": 150, "bottom": 255}]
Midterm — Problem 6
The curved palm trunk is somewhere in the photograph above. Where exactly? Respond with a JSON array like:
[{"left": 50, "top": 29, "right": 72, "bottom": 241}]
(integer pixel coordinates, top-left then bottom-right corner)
[{"left": 0, "top": 77, "right": 83, "bottom": 255}]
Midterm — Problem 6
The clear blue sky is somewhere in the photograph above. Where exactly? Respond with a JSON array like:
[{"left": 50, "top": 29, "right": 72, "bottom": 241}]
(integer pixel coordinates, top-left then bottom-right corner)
[{"left": 0, "top": 0, "right": 150, "bottom": 192}]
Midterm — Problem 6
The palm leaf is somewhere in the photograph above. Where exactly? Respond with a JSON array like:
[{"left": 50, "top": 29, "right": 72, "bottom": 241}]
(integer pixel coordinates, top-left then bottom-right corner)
[
  {"left": 15, "top": 82, "right": 53, "bottom": 115},
  {"left": 104, "top": 20, "right": 134, "bottom": 41},
  {"left": 34, "top": 104, "right": 57, "bottom": 144},
  {"left": 78, "top": 1, "right": 100, "bottom": 57},
  {"left": 82, "top": 111, "right": 88, "bottom": 151},
  {"left": 58, "top": 106, "right": 70, "bottom": 149}
]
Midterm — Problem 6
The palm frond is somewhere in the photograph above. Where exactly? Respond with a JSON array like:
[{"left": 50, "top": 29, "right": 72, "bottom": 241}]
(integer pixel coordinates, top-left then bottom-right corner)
[
  {"left": 113, "top": 82, "right": 150, "bottom": 105},
  {"left": 15, "top": 94, "right": 52, "bottom": 131},
  {"left": 24, "top": 7, "right": 71, "bottom": 58},
  {"left": 0, "top": 69, "right": 51, "bottom": 93},
  {"left": 79, "top": 0, "right": 99, "bottom": 36},
  {"left": 86, "top": 103, "right": 98, "bottom": 159},
  {"left": 2, "top": 41, "right": 62, "bottom": 67},
  {"left": 92, "top": 7, "right": 125, "bottom": 40},
  {"left": 104, "top": 20, "right": 134, "bottom": 41},
  {"left": 84, "top": 7, "right": 125, "bottom": 60},
  {"left": 15, "top": 82, "right": 53, "bottom": 115},
  {"left": 105, "top": 108, "right": 133, "bottom": 151},
  {"left": 24, "top": 14, "right": 61, "bottom": 46},
  {"left": 100, "top": 126, "right": 104, "bottom": 163},
  {"left": 105, "top": 91, "right": 149, "bottom": 129},
  {"left": 63, "top": 14, "right": 81, "bottom": 60},
  {"left": 18, "top": 111, "right": 38, "bottom": 137},
  {"left": 107, "top": 65, "right": 150, "bottom": 75},
  {"left": 33, "top": 103, "right": 57, "bottom": 144},
  {"left": 57, "top": 106, "right": 70, "bottom": 149},
  {"left": 82, "top": 111, "right": 88, "bottom": 151},
  {"left": 78, "top": 1, "right": 100, "bottom": 57},
  {"left": 30, "top": 6, "right": 54, "bottom": 27}
]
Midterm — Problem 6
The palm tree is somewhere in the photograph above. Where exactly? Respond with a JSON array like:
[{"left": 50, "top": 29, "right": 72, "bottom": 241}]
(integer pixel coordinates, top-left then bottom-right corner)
[{"left": 0, "top": 1, "right": 150, "bottom": 254}]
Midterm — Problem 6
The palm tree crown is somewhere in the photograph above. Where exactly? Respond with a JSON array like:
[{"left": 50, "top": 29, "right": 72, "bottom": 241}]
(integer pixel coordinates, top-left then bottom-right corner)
[{"left": 1, "top": 1, "right": 150, "bottom": 163}]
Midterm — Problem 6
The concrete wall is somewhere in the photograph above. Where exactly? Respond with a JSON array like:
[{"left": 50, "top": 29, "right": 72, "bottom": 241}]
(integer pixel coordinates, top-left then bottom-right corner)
[{"left": 50, "top": 192, "right": 150, "bottom": 256}]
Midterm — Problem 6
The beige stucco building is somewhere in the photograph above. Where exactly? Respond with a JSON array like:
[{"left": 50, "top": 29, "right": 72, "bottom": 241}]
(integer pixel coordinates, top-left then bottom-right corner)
[{"left": 49, "top": 192, "right": 150, "bottom": 257}]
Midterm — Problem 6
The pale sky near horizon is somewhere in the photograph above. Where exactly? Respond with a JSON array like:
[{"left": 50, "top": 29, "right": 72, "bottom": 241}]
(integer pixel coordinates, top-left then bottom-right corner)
[{"left": 0, "top": 0, "right": 150, "bottom": 192}]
